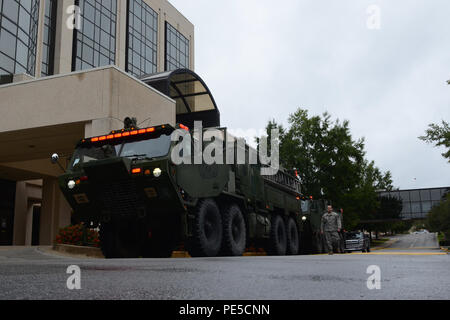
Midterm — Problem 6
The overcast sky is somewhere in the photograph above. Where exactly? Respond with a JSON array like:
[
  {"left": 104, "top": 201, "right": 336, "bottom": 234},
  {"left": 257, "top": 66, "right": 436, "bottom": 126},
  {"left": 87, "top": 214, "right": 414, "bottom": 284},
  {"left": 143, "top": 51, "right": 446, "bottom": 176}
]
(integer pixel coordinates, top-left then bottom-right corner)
[{"left": 169, "top": 0, "right": 450, "bottom": 190}]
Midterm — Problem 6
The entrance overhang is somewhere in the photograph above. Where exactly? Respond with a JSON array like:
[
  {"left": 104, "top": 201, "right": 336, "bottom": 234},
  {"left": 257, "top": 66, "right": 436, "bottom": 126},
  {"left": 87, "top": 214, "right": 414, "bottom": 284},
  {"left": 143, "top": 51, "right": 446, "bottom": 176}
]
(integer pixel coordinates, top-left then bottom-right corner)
[
  {"left": 140, "top": 69, "right": 220, "bottom": 128},
  {"left": 0, "top": 65, "right": 176, "bottom": 180}
]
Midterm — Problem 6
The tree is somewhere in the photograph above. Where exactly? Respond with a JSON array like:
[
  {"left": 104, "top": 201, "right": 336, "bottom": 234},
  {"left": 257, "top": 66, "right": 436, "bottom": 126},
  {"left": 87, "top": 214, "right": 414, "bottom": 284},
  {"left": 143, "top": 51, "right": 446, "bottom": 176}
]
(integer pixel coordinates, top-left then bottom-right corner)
[
  {"left": 263, "top": 108, "right": 393, "bottom": 230},
  {"left": 365, "top": 195, "right": 403, "bottom": 236},
  {"left": 426, "top": 194, "right": 450, "bottom": 241},
  {"left": 419, "top": 120, "right": 450, "bottom": 162}
]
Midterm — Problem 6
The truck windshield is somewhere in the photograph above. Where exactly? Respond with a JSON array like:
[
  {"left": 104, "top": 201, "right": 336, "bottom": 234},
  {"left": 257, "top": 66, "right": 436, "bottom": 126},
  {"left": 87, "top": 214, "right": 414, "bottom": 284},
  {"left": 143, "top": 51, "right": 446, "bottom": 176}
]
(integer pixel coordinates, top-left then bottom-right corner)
[
  {"left": 300, "top": 200, "right": 310, "bottom": 212},
  {"left": 69, "top": 134, "right": 172, "bottom": 170}
]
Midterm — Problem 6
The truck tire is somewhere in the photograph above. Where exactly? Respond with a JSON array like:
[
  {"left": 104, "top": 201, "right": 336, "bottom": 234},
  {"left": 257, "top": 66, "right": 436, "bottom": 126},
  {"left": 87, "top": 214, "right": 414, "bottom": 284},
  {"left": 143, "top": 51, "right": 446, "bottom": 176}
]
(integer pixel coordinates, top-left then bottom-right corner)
[
  {"left": 99, "top": 221, "right": 142, "bottom": 258},
  {"left": 142, "top": 215, "right": 179, "bottom": 258},
  {"left": 286, "top": 217, "right": 299, "bottom": 255},
  {"left": 187, "top": 199, "right": 223, "bottom": 257},
  {"left": 267, "top": 215, "right": 287, "bottom": 255},
  {"left": 99, "top": 222, "right": 117, "bottom": 259},
  {"left": 221, "top": 204, "right": 246, "bottom": 256},
  {"left": 143, "top": 229, "right": 176, "bottom": 258}
]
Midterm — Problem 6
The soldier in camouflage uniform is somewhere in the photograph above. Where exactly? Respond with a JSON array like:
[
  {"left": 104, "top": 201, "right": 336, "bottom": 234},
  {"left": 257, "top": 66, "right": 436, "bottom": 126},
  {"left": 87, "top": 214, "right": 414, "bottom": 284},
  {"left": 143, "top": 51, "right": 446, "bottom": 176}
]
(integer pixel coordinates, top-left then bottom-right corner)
[{"left": 321, "top": 205, "right": 342, "bottom": 255}]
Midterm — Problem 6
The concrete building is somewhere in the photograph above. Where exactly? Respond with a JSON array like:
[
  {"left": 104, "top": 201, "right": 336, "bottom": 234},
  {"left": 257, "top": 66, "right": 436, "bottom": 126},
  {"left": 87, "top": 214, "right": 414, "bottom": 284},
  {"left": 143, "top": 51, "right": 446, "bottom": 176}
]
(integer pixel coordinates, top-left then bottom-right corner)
[{"left": 0, "top": 0, "right": 195, "bottom": 245}]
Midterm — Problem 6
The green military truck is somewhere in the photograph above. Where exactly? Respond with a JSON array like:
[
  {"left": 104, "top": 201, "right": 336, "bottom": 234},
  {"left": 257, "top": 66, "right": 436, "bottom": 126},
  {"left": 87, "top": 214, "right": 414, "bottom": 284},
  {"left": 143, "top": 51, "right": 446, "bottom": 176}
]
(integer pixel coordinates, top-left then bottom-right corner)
[
  {"left": 299, "top": 198, "right": 327, "bottom": 253},
  {"left": 54, "top": 122, "right": 303, "bottom": 258}
]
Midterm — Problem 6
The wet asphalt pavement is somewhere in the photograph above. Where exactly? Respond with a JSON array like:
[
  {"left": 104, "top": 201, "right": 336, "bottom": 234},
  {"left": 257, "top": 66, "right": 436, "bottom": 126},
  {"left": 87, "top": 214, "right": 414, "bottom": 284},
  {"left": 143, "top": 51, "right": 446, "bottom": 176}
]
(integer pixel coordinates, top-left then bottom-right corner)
[{"left": 0, "top": 232, "right": 448, "bottom": 300}]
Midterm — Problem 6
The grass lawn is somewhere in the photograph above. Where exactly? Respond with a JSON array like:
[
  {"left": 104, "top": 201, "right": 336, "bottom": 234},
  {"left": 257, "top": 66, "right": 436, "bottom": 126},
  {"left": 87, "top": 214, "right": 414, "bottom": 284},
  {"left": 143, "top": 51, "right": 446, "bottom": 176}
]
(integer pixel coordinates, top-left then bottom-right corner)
[{"left": 370, "top": 238, "right": 389, "bottom": 247}]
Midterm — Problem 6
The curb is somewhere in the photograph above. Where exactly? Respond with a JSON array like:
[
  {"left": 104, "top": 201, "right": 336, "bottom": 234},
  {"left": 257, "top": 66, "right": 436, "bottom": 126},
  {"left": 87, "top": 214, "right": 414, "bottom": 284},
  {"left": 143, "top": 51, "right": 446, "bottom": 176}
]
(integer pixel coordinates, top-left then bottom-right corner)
[
  {"left": 53, "top": 244, "right": 105, "bottom": 258},
  {"left": 49, "top": 245, "right": 271, "bottom": 259}
]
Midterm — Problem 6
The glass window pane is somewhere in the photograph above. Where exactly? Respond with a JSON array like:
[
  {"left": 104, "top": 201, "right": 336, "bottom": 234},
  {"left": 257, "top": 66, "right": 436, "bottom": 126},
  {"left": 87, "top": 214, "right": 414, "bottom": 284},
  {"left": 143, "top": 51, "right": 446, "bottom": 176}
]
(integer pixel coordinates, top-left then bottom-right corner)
[
  {"left": 402, "top": 202, "right": 411, "bottom": 214},
  {"left": 422, "top": 201, "right": 432, "bottom": 213},
  {"left": 16, "top": 39, "right": 28, "bottom": 66},
  {"left": 3, "top": 0, "right": 19, "bottom": 21},
  {"left": 410, "top": 190, "right": 420, "bottom": 201},
  {"left": 0, "top": 0, "right": 39, "bottom": 76},
  {"left": 84, "top": 20, "right": 94, "bottom": 39},
  {"left": 420, "top": 189, "right": 430, "bottom": 201},
  {"left": 73, "top": 0, "right": 116, "bottom": 71},
  {"left": 19, "top": 7, "right": 30, "bottom": 32},
  {"left": 431, "top": 201, "right": 441, "bottom": 208},
  {"left": 411, "top": 202, "right": 421, "bottom": 214},
  {"left": 399, "top": 191, "right": 410, "bottom": 201},
  {"left": 126, "top": 0, "right": 157, "bottom": 77},
  {"left": 2, "top": 17, "right": 18, "bottom": 34},
  {"left": 84, "top": 2, "right": 95, "bottom": 22},
  {"left": 165, "top": 22, "right": 189, "bottom": 71},
  {"left": 430, "top": 189, "right": 442, "bottom": 201},
  {"left": 0, "top": 52, "right": 15, "bottom": 73},
  {"left": 0, "top": 29, "right": 17, "bottom": 58},
  {"left": 21, "top": 0, "right": 32, "bottom": 13}
]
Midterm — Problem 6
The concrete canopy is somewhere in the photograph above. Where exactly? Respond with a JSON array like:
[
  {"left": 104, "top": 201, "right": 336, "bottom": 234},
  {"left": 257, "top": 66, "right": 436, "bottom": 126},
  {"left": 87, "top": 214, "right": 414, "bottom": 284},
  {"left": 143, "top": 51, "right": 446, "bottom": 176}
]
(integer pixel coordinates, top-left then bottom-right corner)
[{"left": 0, "top": 66, "right": 176, "bottom": 180}]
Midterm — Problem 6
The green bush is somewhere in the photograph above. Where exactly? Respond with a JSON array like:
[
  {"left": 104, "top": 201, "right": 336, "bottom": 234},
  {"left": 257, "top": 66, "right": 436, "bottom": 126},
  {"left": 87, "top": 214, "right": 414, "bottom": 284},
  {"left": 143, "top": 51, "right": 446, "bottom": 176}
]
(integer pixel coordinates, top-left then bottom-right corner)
[
  {"left": 426, "top": 194, "right": 450, "bottom": 238},
  {"left": 55, "top": 224, "right": 100, "bottom": 247}
]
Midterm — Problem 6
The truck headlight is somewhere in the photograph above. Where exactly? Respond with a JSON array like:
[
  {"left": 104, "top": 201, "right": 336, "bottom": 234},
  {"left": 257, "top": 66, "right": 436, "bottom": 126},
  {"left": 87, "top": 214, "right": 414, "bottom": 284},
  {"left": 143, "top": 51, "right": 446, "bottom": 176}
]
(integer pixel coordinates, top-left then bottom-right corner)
[
  {"left": 153, "top": 168, "right": 162, "bottom": 177},
  {"left": 68, "top": 180, "right": 76, "bottom": 189}
]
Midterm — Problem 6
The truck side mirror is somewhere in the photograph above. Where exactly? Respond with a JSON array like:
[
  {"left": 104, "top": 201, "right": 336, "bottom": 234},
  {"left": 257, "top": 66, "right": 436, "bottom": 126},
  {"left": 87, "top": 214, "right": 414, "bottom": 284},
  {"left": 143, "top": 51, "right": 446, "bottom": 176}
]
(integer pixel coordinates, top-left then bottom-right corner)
[
  {"left": 51, "top": 153, "right": 59, "bottom": 164},
  {"left": 50, "top": 153, "right": 65, "bottom": 172}
]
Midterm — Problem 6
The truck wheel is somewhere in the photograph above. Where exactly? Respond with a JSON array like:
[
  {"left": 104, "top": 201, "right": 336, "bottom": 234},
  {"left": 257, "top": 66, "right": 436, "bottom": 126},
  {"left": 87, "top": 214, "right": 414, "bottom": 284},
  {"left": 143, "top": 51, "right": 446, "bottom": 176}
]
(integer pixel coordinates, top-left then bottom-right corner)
[
  {"left": 286, "top": 217, "right": 299, "bottom": 255},
  {"left": 221, "top": 204, "right": 246, "bottom": 256},
  {"left": 267, "top": 215, "right": 287, "bottom": 255},
  {"left": 99, "top": 221, "right": 142, "bottom": 258},
  {"left": 143, "top": 230, "right": 176, "bottom": 258},
  {"left": 99, "top": 222, "right": 117, "bottom": 259},
  {"left": 187, "top": 199, "right": 223, "bottom": 257},
  {"left": 142, "top": 215, "right": 179, "bottom": 258}
]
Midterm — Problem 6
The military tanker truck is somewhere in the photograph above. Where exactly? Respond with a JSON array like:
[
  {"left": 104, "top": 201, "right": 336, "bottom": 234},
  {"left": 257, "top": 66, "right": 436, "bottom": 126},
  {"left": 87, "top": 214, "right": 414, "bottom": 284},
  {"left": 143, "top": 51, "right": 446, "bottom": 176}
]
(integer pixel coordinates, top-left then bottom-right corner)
[{"left": 54, "top": 122, "right": 303, "bottom": 258}]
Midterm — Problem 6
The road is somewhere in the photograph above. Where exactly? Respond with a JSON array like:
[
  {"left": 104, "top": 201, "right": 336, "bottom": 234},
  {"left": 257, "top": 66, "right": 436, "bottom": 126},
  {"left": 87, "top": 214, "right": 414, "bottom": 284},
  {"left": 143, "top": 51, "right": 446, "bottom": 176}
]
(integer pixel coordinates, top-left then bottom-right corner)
[
  {"left": 380, "top": 232, "right": 441, "bottom": 252},
  {"left": 0, "top": 232, "right": 448, "bottom": 300}
]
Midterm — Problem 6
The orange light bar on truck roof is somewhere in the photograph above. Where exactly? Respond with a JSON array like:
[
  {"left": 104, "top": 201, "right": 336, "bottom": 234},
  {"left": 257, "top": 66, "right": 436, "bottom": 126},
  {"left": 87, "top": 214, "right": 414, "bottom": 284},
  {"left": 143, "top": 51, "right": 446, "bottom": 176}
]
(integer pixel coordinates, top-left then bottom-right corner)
[{"left": 89, "top": 126, "right": 159, "bottom": 143}]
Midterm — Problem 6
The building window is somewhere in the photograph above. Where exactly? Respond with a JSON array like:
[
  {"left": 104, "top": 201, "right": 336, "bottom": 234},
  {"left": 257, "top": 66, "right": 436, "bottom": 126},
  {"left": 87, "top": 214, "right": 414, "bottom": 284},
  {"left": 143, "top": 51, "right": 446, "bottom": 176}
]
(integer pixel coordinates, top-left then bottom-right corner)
[
  {"left": 430, "top": 188, "right": 442, "bottom": 201},
  {"left": 72, "top": 0, "right": 117, "bottom": 71},
  {"left": 0, "top": 0, "right": 40, "bottom": 76},
  {"left": 126, "top": 0, "right": 158, "bottom": 77},
  {"left": 41, "top": 0, "right": 57, "bottom": 76},
  {"left": 165, "top": 21, "right": 189, "bottom": 71}
]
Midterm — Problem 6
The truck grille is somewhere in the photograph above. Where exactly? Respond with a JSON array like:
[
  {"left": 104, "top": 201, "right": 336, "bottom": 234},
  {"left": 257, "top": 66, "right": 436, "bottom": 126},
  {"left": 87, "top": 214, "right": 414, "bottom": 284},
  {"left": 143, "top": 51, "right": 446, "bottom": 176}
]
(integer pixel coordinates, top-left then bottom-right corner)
[{"left": 99, "top": 180, "right": 142, "bottom": 215}]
